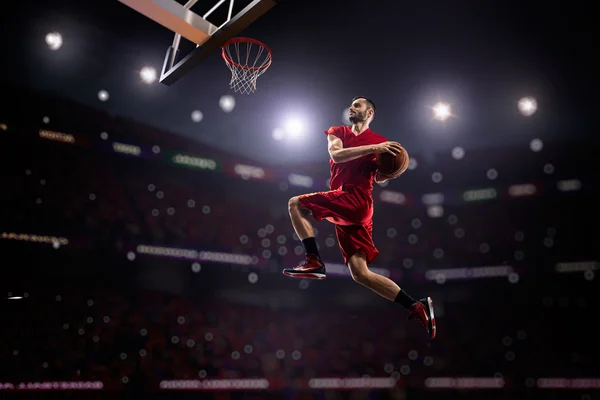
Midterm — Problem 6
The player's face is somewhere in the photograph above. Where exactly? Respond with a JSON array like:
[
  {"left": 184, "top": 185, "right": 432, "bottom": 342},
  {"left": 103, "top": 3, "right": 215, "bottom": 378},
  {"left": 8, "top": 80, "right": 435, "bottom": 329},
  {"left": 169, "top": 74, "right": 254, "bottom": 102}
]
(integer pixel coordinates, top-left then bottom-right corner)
[{"left": 348, "top": 99, "right": 371, "bottom": 124}]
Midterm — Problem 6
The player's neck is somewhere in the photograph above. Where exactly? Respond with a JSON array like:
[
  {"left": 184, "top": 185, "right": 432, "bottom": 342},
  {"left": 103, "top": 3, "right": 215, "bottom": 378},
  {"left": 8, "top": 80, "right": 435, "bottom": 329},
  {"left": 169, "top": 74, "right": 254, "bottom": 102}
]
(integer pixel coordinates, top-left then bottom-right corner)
[{"left": 351, "top": 121, "right": 370, "bottom": 136}]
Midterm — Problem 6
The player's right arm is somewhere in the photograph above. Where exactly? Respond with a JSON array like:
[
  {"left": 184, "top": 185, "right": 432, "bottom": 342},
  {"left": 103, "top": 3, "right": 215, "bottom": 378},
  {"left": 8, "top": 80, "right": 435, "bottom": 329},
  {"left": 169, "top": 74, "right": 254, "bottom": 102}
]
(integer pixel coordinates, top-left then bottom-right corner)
[{"left": 327, "top": 135, "right": 403, "bottom": 164}]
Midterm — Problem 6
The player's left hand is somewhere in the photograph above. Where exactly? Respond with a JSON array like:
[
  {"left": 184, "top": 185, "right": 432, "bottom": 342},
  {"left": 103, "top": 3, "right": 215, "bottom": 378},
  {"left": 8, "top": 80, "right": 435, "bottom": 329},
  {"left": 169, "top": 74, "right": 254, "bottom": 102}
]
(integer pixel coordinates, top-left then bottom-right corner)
[{"left": 375, "top": 170, "right": 398, "bottom": 183}]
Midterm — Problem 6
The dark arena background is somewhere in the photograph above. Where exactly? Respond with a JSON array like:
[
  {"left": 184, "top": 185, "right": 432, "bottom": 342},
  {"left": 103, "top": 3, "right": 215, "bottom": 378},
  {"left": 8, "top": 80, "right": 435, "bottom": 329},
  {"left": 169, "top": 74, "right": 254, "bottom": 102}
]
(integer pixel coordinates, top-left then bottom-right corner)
[{"left": 1, "top": 0, "right": 599, "bottom": 399}]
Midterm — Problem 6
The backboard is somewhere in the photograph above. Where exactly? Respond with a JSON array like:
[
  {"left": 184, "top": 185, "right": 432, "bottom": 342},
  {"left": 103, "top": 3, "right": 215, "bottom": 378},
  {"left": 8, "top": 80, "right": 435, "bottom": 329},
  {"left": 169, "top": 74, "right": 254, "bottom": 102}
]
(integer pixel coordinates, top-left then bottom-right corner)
[{"left": 118, "top": 0, "right": 277, "bottom": 86}]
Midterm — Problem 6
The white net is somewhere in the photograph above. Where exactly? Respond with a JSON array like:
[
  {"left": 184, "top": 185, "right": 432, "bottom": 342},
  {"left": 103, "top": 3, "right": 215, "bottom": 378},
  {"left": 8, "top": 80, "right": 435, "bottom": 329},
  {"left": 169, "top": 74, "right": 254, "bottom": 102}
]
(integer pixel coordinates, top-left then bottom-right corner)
[{"left": 222, "top": 39, "right": 272, "bottom": 94}]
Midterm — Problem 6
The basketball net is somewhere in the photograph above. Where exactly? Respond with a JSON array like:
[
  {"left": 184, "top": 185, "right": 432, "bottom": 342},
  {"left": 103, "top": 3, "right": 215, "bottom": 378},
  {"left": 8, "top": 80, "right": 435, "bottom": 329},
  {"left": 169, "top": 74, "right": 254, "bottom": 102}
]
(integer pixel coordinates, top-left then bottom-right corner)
[{"left": 222, "top": 38, "right": 272, "bottom": 94}]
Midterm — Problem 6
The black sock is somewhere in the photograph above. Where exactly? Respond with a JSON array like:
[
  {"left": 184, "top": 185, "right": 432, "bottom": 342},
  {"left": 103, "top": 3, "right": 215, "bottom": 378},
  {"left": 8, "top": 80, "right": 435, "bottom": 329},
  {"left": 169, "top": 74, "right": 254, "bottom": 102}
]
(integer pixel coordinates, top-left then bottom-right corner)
[
  {"left": 301, "top": 237, "right": 321, "bottom": 259},
  {"left": 394, "top": 290, "right": 417, "bottom": 309}
]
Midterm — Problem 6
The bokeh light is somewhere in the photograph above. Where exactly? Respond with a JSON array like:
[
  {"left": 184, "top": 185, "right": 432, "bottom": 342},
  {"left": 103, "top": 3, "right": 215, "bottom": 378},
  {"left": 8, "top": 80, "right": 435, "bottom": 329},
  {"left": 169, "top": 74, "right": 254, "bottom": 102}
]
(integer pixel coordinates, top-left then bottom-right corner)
[{"left": 45, "top": 32, "right": 63, "bottom": 50}]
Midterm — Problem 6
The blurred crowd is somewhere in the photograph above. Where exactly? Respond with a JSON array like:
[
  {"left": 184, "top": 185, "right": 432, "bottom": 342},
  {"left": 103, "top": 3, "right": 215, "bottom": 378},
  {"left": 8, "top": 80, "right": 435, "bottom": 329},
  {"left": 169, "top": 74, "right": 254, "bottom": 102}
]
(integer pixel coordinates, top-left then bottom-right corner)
[{"left": 0, "top": 267, "right": 596, "bottom": 392}]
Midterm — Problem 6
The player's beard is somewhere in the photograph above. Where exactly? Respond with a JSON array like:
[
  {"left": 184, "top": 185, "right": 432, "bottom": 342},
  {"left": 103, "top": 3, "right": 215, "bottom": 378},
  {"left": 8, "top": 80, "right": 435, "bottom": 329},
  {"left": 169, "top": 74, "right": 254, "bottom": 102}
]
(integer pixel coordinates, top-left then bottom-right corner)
[{"left": 349, "top": 110, "right": 366, "bottom": 124}]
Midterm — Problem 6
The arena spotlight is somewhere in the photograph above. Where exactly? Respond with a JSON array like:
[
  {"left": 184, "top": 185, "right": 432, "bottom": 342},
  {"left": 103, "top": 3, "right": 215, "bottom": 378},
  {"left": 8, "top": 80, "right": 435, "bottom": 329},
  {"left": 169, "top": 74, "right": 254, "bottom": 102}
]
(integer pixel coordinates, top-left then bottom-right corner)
[
  {"left": 140, "top": 66, "right": 157, "bottom": 84},
  {"left": 98, "top": 90, "right": 110, "bottom": 102},
  {"left": 518, "top": 96, "right": 538, "bottom": 116},
  {"left": 219, "top": 95, "right": 236, "bottom": 113},
  {"left": 45, "top": 32, "right": 63, "bottom": 50},
  {"left": 432, "top": 102, "right": 452, "bottom": 121},
  {"left": 285, "top": 118, "right": 305, "bottom": 138}
]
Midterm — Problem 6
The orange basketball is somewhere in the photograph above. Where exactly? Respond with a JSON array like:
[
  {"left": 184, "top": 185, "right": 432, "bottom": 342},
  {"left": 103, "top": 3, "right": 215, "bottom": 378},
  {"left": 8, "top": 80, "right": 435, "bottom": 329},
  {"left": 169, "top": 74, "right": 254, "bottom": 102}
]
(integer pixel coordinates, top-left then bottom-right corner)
[{"left": 376, "top": 147, "right": 409, "bottom": 177}]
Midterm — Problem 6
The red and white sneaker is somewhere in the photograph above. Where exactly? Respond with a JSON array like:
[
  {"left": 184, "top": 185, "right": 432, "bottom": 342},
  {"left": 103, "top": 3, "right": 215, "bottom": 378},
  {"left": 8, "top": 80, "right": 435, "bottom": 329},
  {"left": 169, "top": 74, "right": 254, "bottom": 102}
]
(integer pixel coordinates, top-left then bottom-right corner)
[
  {"left": 283, "top": 255, "right": 326, "bottom": 280},
  {"left": 407, "top": 297, "right": 436, "bottom": 339}
]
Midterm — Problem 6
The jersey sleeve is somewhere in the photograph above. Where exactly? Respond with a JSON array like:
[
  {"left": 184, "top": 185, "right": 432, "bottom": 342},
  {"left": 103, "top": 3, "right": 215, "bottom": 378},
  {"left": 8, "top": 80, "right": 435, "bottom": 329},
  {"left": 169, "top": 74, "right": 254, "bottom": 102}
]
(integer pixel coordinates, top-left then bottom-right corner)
[{"left": 324, "top": 125, "right": 344, "bottom": 140}]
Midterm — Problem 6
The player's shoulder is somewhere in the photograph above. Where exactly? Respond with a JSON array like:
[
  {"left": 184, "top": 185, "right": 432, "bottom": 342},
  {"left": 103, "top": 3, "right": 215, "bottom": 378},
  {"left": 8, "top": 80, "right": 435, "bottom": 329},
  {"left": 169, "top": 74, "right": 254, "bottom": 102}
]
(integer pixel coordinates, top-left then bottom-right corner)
[
  {"left": 368, "top": 129, "right": 388, "bottom": 143},
  {"left": 324, "top": 125, "right": 348, "bottom": 137}
]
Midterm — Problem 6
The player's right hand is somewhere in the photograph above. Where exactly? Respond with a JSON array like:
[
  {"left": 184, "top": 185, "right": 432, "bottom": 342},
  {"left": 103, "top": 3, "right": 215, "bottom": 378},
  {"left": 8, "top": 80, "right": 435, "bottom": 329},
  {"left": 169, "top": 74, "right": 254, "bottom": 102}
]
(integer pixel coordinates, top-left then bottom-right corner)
[{"left": 374, "top": 141, "right": 403, "bottom": 156}]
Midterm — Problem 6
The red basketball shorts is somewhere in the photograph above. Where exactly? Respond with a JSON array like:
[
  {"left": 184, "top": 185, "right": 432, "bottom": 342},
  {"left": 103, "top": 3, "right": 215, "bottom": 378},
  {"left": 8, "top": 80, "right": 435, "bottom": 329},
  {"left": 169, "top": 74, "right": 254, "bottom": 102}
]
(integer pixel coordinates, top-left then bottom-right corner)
[{"left": 298, "top": 184, "right": 379, "bottom": 265}]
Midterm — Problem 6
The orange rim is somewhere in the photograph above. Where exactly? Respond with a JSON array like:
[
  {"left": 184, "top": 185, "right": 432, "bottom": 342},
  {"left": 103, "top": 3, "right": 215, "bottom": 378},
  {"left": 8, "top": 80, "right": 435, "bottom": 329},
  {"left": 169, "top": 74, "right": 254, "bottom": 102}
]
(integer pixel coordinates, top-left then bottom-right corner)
[{"left": 221, "top": 37, "right": 272, "bottom": 71}]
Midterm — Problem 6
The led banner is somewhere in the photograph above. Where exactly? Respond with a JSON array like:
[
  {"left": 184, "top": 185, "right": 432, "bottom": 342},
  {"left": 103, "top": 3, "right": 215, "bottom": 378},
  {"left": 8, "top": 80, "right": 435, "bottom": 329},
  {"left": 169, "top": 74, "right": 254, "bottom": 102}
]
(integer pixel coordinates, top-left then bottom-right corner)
[
  {"left": 0, "top": 381, "right": 103, "bottom": 391},
  {"left": 232, "top": 163, "right": 267, "bottom": 180},
  {"left": 424, "top": 377, "right": 505, "bottom": 389},
  {"left": 37, "top": 129, "right": 93, "bottom": 149},
  {"left": 159, "top": 377, "right": 401, "bottom": 391},
  {"left": 38, "top": 129, "right": 75, "bottom": 144},
  {"left": 166, "top": 151, "right": 220, "bottom": 171},
  {"left": 536, "top": 378, "right": 600, "bottom": 389},
  {"left": 1, "top": 232, "right": 69, "bottom": 246}
]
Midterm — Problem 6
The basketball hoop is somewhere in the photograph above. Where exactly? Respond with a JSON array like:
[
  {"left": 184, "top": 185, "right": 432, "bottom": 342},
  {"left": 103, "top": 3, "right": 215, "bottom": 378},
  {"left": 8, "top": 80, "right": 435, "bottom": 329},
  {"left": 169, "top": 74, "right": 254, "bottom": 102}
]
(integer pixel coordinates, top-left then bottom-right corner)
[{"left": 222, "top": 37, "right": 272, "bottom": 94}]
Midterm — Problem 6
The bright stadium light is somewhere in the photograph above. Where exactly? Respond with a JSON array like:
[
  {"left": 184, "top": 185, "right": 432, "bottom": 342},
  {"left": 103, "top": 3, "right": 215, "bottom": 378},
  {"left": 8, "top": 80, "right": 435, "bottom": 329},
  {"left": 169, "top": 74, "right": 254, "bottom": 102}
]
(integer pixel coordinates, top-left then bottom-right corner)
[
  {"left": 140, "top": 66, "right": 157, "bottom": 84},
  {"left": 285, "top": 118, "right": 305, "bottom": 138},
  {"left": 518, "top": 96, "right": 537, "bottom": 116},
  {"left": 45, "top": 32, "right": 63, "bottom": 50},
  {"left": 219, "top": 95, "right": 236, "bottom": 113},
  {"left": 98, "top": 90, "right": 110, "bottom": 102},
  {"left": 432, "top": 102, "right": 451, "bottom": 121}
]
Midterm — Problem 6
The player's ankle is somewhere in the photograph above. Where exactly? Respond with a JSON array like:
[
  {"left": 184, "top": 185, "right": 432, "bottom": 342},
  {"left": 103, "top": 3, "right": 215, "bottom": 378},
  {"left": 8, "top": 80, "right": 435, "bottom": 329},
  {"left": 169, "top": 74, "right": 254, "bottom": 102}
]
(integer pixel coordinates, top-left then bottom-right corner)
[
  {"left": 394, "top": 290, "right": 417, "bottom": 309},
  {"left": 301, "top": 237, "right": 321, "bottom": 259}
]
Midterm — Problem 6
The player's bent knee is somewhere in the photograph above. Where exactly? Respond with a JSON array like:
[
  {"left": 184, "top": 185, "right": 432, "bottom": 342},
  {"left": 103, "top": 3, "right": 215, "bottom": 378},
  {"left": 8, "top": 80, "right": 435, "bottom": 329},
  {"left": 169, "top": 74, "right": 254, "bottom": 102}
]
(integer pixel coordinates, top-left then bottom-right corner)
[
  {"left": 348, "top": 253, "right": 370, "bottom": 284},
  {"left": 288, "top": 196, "right": 300, "bottom": 210},
  {"left": 289, "top": 196, "right": 310, "bottom": 215}
]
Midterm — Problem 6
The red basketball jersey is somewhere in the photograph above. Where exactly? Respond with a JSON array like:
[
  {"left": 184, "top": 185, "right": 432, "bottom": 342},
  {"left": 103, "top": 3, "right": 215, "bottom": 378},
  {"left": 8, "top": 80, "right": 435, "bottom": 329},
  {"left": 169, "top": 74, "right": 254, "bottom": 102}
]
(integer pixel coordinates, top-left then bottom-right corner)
[{"left": 325, "top": 125, "right": 388, "bottom": 193}]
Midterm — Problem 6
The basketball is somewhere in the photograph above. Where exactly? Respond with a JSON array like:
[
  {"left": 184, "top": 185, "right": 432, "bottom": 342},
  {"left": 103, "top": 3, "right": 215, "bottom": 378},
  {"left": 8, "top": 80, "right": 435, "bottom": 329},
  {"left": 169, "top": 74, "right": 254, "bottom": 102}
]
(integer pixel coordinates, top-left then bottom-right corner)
[{"left": 376, "top": 147, "right": 409, "bottom": 177}]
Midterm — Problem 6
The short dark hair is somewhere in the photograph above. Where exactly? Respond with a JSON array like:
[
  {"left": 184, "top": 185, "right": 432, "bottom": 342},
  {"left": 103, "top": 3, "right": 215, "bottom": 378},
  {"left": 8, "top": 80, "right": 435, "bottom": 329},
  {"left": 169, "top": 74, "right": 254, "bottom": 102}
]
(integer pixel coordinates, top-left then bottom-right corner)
[{"left": 352, "top": 96, "right": 376, "bottom": 112}]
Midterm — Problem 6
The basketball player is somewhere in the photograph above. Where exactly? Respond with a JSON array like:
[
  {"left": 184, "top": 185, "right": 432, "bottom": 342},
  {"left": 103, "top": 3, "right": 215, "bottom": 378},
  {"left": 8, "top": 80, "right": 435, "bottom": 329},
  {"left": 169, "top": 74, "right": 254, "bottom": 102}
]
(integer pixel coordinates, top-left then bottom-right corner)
[{"left": 283, "top": 97, "right": 436, "bottom": 339}]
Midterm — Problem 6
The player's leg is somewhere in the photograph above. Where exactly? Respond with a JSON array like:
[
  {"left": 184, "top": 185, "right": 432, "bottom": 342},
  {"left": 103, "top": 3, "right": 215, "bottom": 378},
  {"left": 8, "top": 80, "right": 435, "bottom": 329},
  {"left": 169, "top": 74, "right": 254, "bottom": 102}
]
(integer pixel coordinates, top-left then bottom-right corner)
[
  {"left": 288, "top": 196, "right": 315, "bottom": 240},
  {"left": 283, "top": 194, "right": 326, "bottom": 280},
  {"left": 284, "top": 188, "right": 367, "bottom": 280},
  {"left": 337, "top": 222, "right": 436, "bottom": 338},
  {"left": 346, "top": 252, "right": 402, "bottom": 301},
  {"left": 288, "top": 196, "right": 319, "bottom": 257},
  {"left": 347, "top": 253, "right": 436, "bottom": 339}
]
